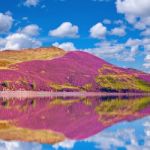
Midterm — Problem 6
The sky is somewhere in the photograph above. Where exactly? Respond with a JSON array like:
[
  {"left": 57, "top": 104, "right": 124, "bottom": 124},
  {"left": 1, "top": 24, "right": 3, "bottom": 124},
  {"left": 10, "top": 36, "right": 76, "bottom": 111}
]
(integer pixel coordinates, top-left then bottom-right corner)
[{"left": 0, "top": 0, "right": 150, "bottom": 73}]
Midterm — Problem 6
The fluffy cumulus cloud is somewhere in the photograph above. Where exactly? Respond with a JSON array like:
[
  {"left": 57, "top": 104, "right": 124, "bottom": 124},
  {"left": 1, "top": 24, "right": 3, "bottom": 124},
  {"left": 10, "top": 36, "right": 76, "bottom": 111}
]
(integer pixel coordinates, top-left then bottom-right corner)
[
  {"left": 141, "top": 38, "right": 150, "bottom": 70},
  {"left": 0, "top": 33, "right": 41, "bottom": 50},
  {"left": 53, "top": 139, "right": 76, "bottom": 149},
  {"left": 141, "top": 28, "right": 150, "bottom": 37},
  {"left": 0, "top": 20, "right": 41, "bottom": 50},
  {"left": 103, "top": 19, "right": 111, "bottom": 24},
  {"left": 0, "top": 141, "right": 42, "bottom": 150},
  {"left": 52, "top": 42, "right": 76, "bottom": 51},
  {"left": 18, "top": 24, "right": 40, "bottom": 37},
  {"left": 49, "top": 22, "right": 79, "bottom": 38},
  {"left": 90, "top": 22, "right": 107, "bottom": 39},
  {"left": 144, "top": 54, "right": 150, "bottom": 69},
  {"left": 0, "top": 12, "right": 13, "bottom": 34},
  {"left": 114, "top": 20, "right": 124, "bottom": 25},
  {"left": 24, "top": 0, "right": 39, "bottom": 7},
  {"left": 90, "top": 41, "right": 123, "bottom": 55},
  {"left": 81, "top": 38, "right": 141, "bottom": 62},
  {"left": 116, "top": 0, "right": 150, "bottom": 17},
  {"left": 111, "top": 27, "right": 126, "bottom": 36},
  {"left": 116, "top": 0, "right": 150, "bottom": 29}
]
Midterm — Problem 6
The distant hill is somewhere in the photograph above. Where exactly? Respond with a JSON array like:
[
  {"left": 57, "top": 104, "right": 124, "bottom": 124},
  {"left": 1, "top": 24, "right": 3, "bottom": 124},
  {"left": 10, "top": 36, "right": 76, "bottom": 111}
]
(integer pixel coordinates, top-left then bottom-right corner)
[{"left": 0, "top": 47, "right": 149, "bottom": 92}]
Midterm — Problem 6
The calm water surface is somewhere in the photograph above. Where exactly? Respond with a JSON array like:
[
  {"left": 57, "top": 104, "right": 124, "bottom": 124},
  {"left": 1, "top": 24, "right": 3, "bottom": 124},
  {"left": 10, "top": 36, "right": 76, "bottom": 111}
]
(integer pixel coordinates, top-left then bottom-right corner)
[{"left": 0, "top": 95, "right": 149, "bottom": 150}]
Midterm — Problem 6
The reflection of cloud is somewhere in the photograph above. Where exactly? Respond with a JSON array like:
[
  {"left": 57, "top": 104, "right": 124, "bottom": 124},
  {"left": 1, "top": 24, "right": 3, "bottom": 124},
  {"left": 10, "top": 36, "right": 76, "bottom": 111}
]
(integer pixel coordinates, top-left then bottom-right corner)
[
  {"left": 85, "top": 128, "right": 137, "bottom": 150},
  {"left": 53, "top": 139, "right": 76, "bottom": 150},
  {"left": 85, "top": 117, "right": 150, "bottom": 150},
  {"left": 144, "top": 118, "right": 150, "bottom": 135},
  {"left": 143, "top": 118, "right": 150, "bottom": 149},
  {"left": 0, "top": 141, "right": 42, "bottom": 150},
  {"left": 52, "top": 116, "right": 150, "bottom": 150}
]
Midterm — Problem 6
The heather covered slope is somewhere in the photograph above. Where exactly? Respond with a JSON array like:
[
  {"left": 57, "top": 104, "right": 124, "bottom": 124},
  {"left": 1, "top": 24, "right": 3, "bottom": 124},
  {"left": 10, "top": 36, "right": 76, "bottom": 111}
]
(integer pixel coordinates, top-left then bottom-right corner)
[{"left": 0, "top": 47, "right": 149, "bottom": 92}]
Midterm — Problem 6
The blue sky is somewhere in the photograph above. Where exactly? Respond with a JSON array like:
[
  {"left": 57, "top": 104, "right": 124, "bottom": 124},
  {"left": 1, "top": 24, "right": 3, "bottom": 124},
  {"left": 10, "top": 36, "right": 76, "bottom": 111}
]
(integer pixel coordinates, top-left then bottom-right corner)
[{"left": 0, "top": 0, "right": 150, "bottom": 72}]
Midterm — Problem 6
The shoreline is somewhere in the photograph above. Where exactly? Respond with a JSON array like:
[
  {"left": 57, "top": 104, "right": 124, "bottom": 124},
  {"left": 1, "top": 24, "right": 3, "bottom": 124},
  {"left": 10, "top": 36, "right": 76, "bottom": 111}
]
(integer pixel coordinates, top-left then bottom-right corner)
[{"left": 0, "top": 91, "right": 149, "bottom": 98}]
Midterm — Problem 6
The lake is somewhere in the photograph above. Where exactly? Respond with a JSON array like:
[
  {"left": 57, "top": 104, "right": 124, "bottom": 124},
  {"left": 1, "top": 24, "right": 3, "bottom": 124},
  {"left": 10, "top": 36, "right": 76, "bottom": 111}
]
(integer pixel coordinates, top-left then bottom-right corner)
[{"left": 0, "top": 94, "right": 149, "bottom": 150}]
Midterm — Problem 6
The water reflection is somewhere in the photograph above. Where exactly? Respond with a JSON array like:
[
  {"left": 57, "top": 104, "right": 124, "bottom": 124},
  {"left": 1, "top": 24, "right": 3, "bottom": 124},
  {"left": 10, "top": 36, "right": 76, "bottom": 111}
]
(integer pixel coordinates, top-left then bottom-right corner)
[
  {"left": 0, "top": 116, "right": 150, "bottom": 150},
  {"left": 0, "top": 95, "right": 149, "bottom": 149},
  {"left": 52, "top": 116, "right": 150, "bottom": 150}
]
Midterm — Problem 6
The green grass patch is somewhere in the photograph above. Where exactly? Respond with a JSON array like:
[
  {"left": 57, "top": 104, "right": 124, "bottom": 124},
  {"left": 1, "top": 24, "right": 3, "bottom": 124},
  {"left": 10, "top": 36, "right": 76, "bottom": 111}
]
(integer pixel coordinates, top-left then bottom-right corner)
[
  {"left": 95, "top": 97, "right": 150, "bottom": 114},
  {"left": 49, "top": 83, "right": 79, "bottom": 91}
]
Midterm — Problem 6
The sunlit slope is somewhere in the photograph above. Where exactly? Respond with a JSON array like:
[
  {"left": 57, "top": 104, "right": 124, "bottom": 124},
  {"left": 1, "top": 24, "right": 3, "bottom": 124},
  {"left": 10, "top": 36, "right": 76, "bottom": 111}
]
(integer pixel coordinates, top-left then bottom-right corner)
[
  {"left": 96, "top": 65, "right": 150, "bottom": 92},
  {"left": 0, "top": 47, "right": 65, "bottom": 68}
]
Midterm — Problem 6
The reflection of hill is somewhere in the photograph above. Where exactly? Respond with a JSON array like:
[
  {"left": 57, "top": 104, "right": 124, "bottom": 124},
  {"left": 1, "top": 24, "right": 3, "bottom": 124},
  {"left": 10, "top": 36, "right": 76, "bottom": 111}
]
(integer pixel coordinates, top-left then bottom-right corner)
[{"left": 0, "top": 96, "right": 149, "bottom": 144}]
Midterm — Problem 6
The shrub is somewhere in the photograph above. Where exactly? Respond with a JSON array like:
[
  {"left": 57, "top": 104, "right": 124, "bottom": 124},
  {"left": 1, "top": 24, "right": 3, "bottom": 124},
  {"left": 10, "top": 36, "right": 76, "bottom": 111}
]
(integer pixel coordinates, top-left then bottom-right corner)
[
  {"left": 82, "top": 83, "right": 92, "bottom": 91},
  {"left": 1, "top": 81, "right": 9, "bottom": 88}
]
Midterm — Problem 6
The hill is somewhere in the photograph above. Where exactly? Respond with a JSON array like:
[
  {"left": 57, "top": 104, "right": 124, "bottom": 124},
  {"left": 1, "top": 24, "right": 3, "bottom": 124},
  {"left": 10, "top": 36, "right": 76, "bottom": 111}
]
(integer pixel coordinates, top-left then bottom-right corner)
[{"left": 0, "top": 47, "right": 149, "bottom": 92}]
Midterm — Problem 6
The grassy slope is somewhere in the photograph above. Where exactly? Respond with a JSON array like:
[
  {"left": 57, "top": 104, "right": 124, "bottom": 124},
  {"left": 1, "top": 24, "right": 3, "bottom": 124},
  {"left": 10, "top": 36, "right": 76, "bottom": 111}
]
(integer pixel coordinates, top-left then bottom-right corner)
[
  {"left": 0, "top": 47, "right": 65, "bottom": 68},
  {"left": 96, "top": 97, "right": 150, "bottom": 114},
  {"left": 96, "top": 65, "right": 150, "bottom": 92}
]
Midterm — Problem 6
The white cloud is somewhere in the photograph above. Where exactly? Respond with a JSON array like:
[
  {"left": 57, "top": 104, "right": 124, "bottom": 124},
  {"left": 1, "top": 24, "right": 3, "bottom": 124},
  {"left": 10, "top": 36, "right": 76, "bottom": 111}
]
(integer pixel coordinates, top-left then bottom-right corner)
[
  {"left": 53, "top": 139, "right": 76, "bottom": 149},
  {"left": 116, "top": 45, "right": 138, "bottom": 62},
  {"left": 134, "top": 22, "right": 146, "bottom": 30},
  {"left": 144, "top": 120, "right": 150, "bottom": 136},
  {"left": 116, "top": 0, "right": 150, "bottom": 29},
  {"left": 0, "top": 141, "right": 42, "bottom": 150},
  {"left": 49, "top": 22, "right": 79, "bottom": 38},
  {"left": 81, "top": 38, "right": 142, "bottom": 62},
  {"left": 0, "top": 33, "right": 42, "bottom": 50},
  {"left": 141, "top": 28, "right": 150, "bottom": 37},
  {"left": 93, "top": 0, "right": 111, "bottom": 2},
  {"left": 111, "top": 27, "right": 126, "bottom": 36},
  {"left": 52, "top": 42, "right": 76, "bottom": 51},
  {"left": 103, "top": 19, "right": 111, "bottom": 24},
  {"left": 114, "top": 20, "right": 124, "bottom": 25},
  {"left": 116, "top": 0, "right": 150, "bottom": 17},
  {"left": 0, "top": 12, "right": 13, "bottom": 34},
  {"left": 22, "top": 17, "right": 28, "bottom": 21},
  {"left": 143, "top": 54, "right": 150, "bottom": 69},
  {"left": 18, "top": 24, "right": 41, "bottom": 37},
  {"left": 24, "top": 0, "right": 39, "bottom": 7},
  {"left": 144, "top": 55, "right": 150, "bottom": 62},
  {"left": 126, "top": 38, "right": 142, "bottom": 46},
  {"left": 142, "top": 38, "right": 150, "bottom": 52},
  {"left": 90, "top": 22, "right": 107, "bottom": 39},
  {"left": 141, "top": 38, "right": 150, "bottom": 71},
  {"left": 82, "top": 41, "right": 124, "bottom": 60}
]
